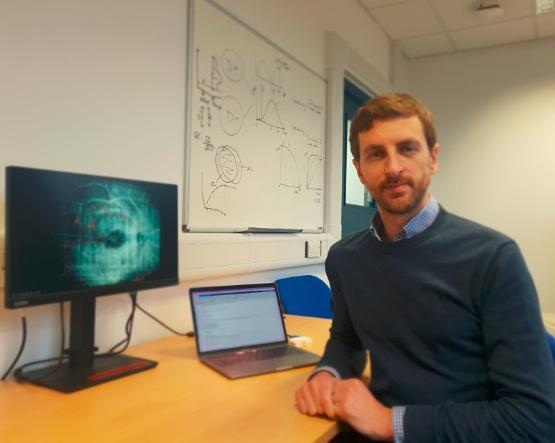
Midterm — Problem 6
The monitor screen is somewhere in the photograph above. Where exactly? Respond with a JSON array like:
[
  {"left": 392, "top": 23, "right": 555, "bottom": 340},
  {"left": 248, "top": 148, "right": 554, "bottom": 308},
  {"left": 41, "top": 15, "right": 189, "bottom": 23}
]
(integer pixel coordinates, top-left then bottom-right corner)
[{"left": 5, "top": 166, "right": 178, "bottom": 308}]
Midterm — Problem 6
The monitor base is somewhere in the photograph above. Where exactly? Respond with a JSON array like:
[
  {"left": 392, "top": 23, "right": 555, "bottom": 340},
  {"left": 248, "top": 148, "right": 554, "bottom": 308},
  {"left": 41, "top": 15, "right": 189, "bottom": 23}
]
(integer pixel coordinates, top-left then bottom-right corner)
[{"left": 16, "top": 354, "right": 157, "bottom": 393}]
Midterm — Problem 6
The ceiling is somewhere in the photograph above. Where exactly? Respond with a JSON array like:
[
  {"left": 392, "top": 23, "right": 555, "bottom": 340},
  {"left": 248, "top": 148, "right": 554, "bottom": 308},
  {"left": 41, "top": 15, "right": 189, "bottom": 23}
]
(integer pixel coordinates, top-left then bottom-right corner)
[{"left": 358, "top": 0, "right": 555, "bottom": 58}]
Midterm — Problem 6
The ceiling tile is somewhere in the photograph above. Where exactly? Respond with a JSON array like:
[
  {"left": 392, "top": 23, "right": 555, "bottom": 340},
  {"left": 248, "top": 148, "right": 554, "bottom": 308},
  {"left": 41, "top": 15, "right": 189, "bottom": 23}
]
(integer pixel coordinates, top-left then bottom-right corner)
[
  {"left": 370, "top": 0, "right": 445, "bottom": 39},
  {"left": 450, "top": 17, "right": 536, "bottom": 50},
  {"left": 537, "top": 11, "right": 555, "bottom": 37},
  {"left": 430, "top": 0, "right": 536, "bottom": 31},
  {"left": 359, "top": 0, "right": 410, "bottom": 9},
  {"left": 401, "top": 32, "right": 455, "bottom": 57}
]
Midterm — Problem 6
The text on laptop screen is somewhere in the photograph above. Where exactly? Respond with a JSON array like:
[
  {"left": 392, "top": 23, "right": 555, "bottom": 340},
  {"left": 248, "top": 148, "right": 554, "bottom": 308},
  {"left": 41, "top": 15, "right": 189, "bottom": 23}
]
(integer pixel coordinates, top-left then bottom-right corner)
[{"left": 192, "top": 286, "right": 286, "bottom": 353}]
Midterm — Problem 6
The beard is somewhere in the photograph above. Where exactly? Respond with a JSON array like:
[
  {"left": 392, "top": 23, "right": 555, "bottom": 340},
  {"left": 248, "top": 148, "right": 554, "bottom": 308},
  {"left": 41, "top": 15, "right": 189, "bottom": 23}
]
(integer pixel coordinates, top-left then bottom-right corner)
[{"left": 372, "top": 175, "right": 430, "bottom": 215}]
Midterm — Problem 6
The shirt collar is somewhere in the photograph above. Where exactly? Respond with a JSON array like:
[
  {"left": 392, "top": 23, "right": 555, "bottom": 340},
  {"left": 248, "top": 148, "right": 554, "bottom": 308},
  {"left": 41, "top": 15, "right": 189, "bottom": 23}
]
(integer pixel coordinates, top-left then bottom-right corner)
[{"left": 369, "top": 196, "right": 439, "bottom": 242}]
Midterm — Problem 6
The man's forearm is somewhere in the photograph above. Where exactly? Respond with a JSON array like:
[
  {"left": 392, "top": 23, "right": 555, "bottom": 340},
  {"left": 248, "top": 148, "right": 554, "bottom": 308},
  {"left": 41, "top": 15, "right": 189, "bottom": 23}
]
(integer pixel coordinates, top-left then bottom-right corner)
[{"left": 318, "top": 335, "right": 367, "bottom": 379}]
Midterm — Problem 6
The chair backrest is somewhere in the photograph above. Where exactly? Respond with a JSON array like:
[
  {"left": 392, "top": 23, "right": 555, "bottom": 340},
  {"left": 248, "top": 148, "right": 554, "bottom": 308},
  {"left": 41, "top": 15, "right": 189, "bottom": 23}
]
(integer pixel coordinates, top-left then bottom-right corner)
[
  {"left": 547, "top": 332, "right": 555, "bottom": 364},
  {"left": 274, "top": 275, "right": 333, "bottom": 319}
]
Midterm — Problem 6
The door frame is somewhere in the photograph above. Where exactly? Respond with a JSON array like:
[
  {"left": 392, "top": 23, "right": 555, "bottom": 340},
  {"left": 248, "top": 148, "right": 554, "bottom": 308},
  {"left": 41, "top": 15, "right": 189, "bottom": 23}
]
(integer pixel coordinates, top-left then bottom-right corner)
[{"left": 324, "top": 32, "right": 397, "bottom": 243}]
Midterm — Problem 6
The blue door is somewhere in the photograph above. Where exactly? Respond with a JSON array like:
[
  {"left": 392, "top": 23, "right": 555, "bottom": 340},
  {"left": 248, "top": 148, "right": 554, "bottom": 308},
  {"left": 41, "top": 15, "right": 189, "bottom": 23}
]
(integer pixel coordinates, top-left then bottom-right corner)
[{"left": 341, "top": 79, "right": 376, "bottom": 238}]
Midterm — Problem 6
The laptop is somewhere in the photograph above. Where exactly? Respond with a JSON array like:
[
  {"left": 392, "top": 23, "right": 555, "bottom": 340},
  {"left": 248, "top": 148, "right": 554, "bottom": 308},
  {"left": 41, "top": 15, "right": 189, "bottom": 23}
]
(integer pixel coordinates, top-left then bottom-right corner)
[{"left": 189, "top": 283, "right": 321, "bottom": 379}]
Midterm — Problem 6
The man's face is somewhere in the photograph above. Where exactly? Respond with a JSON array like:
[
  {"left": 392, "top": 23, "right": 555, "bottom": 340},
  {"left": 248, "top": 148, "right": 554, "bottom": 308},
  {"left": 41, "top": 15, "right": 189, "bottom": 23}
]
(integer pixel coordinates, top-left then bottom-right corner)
[{"left": 353, "top": 115, "right": 439, "bottom": 217}]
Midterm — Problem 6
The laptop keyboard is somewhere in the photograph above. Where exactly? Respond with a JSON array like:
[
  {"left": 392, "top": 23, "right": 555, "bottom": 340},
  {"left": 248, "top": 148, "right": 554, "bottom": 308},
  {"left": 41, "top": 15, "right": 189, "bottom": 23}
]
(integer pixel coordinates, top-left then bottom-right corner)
[{"left": 208, "top": 346, "right": 302, "bottom": 367}]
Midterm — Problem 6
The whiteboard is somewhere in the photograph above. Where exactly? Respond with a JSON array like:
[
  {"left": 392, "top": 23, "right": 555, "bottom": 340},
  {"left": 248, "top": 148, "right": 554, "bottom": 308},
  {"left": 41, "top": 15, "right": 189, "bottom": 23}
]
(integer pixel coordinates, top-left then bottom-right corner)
[{"left": 183, "top": 0, "right": 326, "bottom": 233}]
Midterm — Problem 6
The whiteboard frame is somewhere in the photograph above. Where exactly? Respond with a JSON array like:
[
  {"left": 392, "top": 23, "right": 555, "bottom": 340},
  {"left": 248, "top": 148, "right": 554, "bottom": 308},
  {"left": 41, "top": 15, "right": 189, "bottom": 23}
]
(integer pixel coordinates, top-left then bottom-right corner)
[
  {"left": 183, "top": 0, "right": 195, "bottom": 233},
  {"left": 183, "top": 0, "right": 326, "bottom": 233}
]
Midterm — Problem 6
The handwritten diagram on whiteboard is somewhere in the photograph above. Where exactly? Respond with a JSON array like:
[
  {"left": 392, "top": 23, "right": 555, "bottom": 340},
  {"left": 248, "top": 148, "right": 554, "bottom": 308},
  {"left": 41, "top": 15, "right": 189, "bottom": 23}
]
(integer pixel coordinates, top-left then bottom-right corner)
[{"left": 184, "top": 0, "right": 326, "bottom": 232}]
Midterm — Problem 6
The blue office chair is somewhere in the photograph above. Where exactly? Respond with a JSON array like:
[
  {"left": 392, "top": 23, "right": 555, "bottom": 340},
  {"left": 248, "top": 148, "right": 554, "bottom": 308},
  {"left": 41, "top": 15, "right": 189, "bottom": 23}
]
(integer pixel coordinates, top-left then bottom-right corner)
[
  {"left": 274, "top": 275, "right": 333, "bottom": 319},
  {"left": 547, "top": 332, "right": 555, "bottom": 364}
]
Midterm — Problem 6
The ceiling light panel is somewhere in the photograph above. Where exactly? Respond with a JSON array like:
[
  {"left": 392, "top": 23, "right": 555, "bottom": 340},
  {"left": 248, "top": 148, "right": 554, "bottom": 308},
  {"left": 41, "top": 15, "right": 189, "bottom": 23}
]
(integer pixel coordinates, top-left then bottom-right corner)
[
  {"left": 359, "top": 0, "right": 411, "bottom": 8},
  {"left": 431, "top": 0, "right": 535, "bottom": 30},
  {"left": 537, "top": 11, "right": 555, "bottom": 37},
  {"left": 401, "top": 32, "right": 455, "bottom": 58},
  {"left": 536, "top": 0, "right": 555, "bottom": 14},
  {"left": 370, "top": 0, "right": 444, "bottom": 40},
  {"left": 450, "top": 17, "right": 535, "bottom": 50}
]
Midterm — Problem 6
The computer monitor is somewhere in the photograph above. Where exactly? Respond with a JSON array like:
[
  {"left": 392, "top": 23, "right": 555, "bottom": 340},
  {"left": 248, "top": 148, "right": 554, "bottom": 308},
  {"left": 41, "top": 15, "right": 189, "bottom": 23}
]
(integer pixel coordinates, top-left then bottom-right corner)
[{"left": 4, "top": 166, "right": 179, "bottom": 392}]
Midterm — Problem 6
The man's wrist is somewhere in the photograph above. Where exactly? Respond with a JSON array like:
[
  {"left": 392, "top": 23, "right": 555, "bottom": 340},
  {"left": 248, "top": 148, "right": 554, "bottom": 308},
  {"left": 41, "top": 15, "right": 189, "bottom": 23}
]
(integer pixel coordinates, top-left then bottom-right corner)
[
  {"left": 309, "top": 365, "right": 340, "bottom": 380},
  {"left": 381, "top": 406, "right": 394, "bottom": 441}
]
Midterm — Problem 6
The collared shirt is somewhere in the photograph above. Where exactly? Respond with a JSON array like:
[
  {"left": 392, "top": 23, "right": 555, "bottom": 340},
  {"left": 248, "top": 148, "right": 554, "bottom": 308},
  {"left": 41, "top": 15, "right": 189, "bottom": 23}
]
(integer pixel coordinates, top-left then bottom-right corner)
[
  {"left": 315, "top": 196, "right": 440, "bottom": 442},
  {"left": 369, "top": 196, "right": 439, "bottom": 242}
]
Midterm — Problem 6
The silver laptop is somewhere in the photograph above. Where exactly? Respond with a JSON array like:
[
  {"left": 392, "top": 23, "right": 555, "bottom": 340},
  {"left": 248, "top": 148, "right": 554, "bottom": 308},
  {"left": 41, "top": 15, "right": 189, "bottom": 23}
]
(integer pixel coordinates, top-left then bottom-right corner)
[{"left": 189, "top": 283, "right": 320, "bottom": 379}]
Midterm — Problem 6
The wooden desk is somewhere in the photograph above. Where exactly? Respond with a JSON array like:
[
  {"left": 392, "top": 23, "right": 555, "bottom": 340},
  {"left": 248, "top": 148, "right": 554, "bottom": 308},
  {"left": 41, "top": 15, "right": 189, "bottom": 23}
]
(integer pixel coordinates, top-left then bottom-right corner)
[{"left": 0, "top": 315, "right": 337, "bottom": 443}]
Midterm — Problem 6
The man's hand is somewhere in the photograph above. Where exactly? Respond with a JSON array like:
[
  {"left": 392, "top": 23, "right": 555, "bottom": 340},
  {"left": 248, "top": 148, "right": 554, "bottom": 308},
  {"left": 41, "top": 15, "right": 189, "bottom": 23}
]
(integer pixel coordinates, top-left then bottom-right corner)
[
  {"left": 295, "top": 371, "right": 338, "bottom": 419},
  {"left": 332, "top": 378, "right": 393, "bottom": 441}
]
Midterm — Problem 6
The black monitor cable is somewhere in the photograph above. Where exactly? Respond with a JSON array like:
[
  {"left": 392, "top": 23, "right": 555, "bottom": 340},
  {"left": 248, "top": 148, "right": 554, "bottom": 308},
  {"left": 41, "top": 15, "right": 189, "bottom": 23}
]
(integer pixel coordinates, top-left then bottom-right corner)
[
  {"left": 100, "top": 290, "right": 193, "bottom": 358},
  {"left": 135, "top": 300, "right": 193, "bottom": 337},
  {"left": 8, "top": 302, "right": 67, "bottom": 382},
  {"left": 104, "top": 291, "right": 138, "bottom": 356},
  {"left": 1, "top": 317, "right": 27, "bottom": 381},
  {"left": 100, "top": 290, "right": 193, "bottom": 359}
]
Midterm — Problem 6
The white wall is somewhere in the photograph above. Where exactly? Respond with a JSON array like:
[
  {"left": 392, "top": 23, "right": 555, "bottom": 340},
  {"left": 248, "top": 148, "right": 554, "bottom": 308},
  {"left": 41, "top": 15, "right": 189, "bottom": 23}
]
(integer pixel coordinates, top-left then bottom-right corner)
[
  {"left": 0, "top": 0, "right": 393, "bottom": 375},
  {"left": 409, "top": 37, "right": 555, "bottom": 312}
]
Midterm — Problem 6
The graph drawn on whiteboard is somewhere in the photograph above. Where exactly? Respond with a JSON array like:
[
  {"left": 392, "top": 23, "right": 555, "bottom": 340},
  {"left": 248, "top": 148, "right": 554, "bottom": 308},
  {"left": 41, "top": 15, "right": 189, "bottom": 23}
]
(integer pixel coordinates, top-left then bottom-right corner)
[
  {"left": 256, "top": 84, "right": 286, "bottom": 133},
  {"left": 277, "top": 142, "right": 300, "bottom": 192},
  {"left": 185, "top": 0, "right": 326, "bottom": 232},
  {"left": 306, "top": 155, "right": 323, "bottom": 191}
]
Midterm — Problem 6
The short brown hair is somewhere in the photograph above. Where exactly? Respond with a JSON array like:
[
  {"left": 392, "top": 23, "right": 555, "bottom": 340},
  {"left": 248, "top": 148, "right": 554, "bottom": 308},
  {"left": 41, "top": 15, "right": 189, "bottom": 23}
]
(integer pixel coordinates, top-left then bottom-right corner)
[{"left": 349, "top": 93, "right": 436, "bottom": 161}]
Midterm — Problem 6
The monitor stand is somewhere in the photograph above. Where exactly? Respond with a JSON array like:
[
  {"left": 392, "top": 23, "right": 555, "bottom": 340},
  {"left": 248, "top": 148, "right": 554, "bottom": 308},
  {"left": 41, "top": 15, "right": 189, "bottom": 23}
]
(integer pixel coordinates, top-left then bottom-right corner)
[{"left": 17, "top": 297, "right": 157, "bottom": 393}]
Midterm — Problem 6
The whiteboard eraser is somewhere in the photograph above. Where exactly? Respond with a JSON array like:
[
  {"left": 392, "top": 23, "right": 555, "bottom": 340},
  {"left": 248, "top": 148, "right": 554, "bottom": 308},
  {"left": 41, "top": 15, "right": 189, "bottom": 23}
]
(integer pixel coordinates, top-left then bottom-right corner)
[{"left": 288, "top": 335, "right": 312, "bottom": 347}]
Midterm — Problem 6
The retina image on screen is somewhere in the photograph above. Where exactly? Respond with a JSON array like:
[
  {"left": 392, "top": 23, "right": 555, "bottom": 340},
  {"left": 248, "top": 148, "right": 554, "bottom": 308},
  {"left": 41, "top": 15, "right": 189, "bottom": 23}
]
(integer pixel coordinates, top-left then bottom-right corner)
[{"left": 4, "top": 166, "right": 178, "bottom": 392}]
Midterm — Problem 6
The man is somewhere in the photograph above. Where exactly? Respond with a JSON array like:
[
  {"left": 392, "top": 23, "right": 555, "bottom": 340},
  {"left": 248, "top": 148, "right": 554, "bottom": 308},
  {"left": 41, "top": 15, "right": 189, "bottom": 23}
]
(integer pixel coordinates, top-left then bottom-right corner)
[{"left": 295, "top": 94, "right": 555, "bottom": 442}]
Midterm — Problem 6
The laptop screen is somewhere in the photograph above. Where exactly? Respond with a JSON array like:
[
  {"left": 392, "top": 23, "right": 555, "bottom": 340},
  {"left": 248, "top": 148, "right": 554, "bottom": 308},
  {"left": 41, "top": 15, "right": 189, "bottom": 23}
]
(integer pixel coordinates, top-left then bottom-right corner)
[{"left": 190, "top": 284, "right": 287, "bottom": 353}]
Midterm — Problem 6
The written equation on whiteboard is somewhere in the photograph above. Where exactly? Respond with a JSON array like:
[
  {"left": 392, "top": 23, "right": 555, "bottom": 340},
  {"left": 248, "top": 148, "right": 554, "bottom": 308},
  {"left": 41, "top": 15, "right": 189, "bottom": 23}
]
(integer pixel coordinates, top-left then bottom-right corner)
[{"left": 192, "top": 44, "right": 325, "bottom": 218}]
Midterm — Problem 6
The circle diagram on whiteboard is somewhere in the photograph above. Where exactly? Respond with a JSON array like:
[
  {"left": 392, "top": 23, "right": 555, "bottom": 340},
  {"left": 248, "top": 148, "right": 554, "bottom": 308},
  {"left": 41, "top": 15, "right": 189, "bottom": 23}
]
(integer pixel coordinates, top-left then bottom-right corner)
[
  {"left": 215, "top": 145, "right": 242, "bottom": 184},
  {"left": 220, "top": 95, "right": 244, "bottom": 136}
]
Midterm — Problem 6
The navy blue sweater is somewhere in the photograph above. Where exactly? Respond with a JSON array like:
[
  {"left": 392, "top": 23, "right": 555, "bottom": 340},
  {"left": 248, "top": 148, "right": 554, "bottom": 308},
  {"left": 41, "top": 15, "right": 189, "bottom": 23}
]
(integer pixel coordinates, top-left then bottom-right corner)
[{"left": 321, "top": 208, "right": 555, "bottom": 442}]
